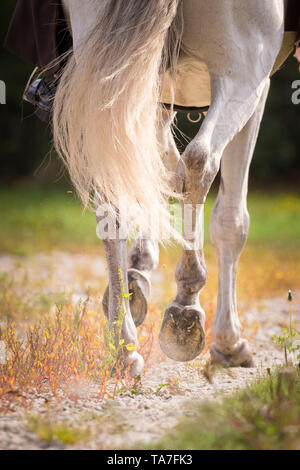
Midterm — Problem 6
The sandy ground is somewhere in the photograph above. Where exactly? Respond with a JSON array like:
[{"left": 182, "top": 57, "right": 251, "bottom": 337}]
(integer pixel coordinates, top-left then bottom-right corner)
[{"left": 0, "top": 252, "right": 298, "bottom": 450}]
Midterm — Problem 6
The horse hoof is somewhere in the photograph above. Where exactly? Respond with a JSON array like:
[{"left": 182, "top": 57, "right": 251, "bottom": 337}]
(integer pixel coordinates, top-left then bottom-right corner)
[
  {"left": 210, "top": 339, "right": 254, "bottom": 368},
  {"left": 126, "top": 350, "right": 144, "bottom": 377},
  {"left": 127, "top": 269, "right": 150, "bottom": 327},
  {"left": 159, "top": 302, "right": 205, "bottom": 362},
  {"left": 102, "top": 269, "right": 150, "bottom": 327}
]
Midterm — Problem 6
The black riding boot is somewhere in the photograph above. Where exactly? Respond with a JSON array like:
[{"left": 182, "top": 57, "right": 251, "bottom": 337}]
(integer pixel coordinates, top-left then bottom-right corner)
[{"left": 23, "top": 70, "right": 58, "bottom": 122}]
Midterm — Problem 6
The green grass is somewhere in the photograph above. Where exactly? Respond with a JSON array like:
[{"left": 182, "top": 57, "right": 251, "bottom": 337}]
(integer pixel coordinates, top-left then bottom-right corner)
[
  {"left": 27, "top": 415, "right": 90, "bottom": 445},
  {"left": 143, "top": 366, "right": 300, "bottom": 450},
  {"left": 247, "top": 192, "right": 300, "bottom": 247},
  {"left": 0, "top": 188, "right": 300, "bottom": 255},
  {"left": 0, "top": 188, "right": 97, "bottom": 255}
]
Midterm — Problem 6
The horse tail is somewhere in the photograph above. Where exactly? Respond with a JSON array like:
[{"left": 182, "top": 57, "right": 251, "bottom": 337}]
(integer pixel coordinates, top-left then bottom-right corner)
[{"left": 53, "top": 0, "right": 183, "bottom": 241}]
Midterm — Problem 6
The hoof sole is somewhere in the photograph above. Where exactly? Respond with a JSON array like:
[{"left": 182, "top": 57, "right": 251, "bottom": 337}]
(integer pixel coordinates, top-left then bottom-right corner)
[
  {"left": 127, "top": 269, "right": 150, "bottom": 327},
  {"left": 159, "top": 303, "right": 205, "bottom": 362},
  {"left": 102, "top": 269, "right": 150, "bottom": 327}
]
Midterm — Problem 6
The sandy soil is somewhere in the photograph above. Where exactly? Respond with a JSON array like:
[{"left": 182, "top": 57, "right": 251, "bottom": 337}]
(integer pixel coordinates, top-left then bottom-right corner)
[{"left": 0, "top": 253, "right": 298, "bottom": 450}]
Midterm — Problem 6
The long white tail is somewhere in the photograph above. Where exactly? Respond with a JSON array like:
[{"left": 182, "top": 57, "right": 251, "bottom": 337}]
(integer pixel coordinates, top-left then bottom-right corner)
[{"left": 53, "top": 0, "right": 183, "bottom": 240}]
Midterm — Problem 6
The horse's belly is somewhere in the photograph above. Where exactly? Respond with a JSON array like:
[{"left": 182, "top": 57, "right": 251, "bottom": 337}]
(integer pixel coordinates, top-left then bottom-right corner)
[
  {"left": 161, "top": 31, "right": 296, "bottom": 108},
  {"left": 161, "top": 53, "right": 211, "bottom": 108}
]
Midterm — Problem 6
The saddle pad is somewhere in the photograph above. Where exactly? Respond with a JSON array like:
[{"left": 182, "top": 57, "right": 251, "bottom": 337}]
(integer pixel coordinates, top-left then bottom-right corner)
[{"left": 161, "top": 31, "right": 297, "bottom": 108}]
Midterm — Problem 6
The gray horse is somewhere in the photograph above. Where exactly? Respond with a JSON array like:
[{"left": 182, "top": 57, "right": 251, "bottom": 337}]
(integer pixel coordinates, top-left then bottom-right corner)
[{"left": 54, "top": 0, "right": 298, "bottom": 376}]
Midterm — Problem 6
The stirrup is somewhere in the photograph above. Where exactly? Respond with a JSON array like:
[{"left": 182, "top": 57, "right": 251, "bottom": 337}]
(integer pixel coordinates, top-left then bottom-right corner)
[{"left": 23, "top": 67, "right": 58, "bottom": 122}]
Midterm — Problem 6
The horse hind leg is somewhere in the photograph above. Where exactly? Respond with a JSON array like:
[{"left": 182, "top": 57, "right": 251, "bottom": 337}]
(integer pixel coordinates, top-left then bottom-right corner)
[
  {"left": 158, "top": 78, "right": 266, "bottom": 363},
  {"left": 126, "top": 238, "right": 159, "bottom": 327},
  {"left": 158, "top": 112, "right": 208, "bottom": 361},
  {"left": 180, "top": 0, "right": 284, "bottom": 206},
  {"left": 97, "top": 209, "right": 144, "bottom": 377},
  {"left": 159, "top": 77, "right": 270, "bottom": 364},
  {"left": 125, "top": 110, "right": 181, "bottom": 326},
  {"left": 210, "top": 80, "right": 270, "bottom": 367},
  {"left": 157, "top": 109, "right": 207, "bottom": 362},
  {"left": 102, "top": 237, "right": 158, "bottom": 328},
  {"left": 159, "top": 181, "right": 207, "bottom": 361},
  {"left": 103, "top": 110, "right": 178, "bottom": 328},
  {"left": 159, "top": 25, "right": 280, "bottom": 362},
  {"left": 159, "top": 1, "right": 283, "bottom": 364}
]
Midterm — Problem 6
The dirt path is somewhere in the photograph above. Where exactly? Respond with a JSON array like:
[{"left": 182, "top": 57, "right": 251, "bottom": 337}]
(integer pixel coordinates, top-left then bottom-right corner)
[{"left": 0, "top": 253, "right": 298, "bottom": 450}]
